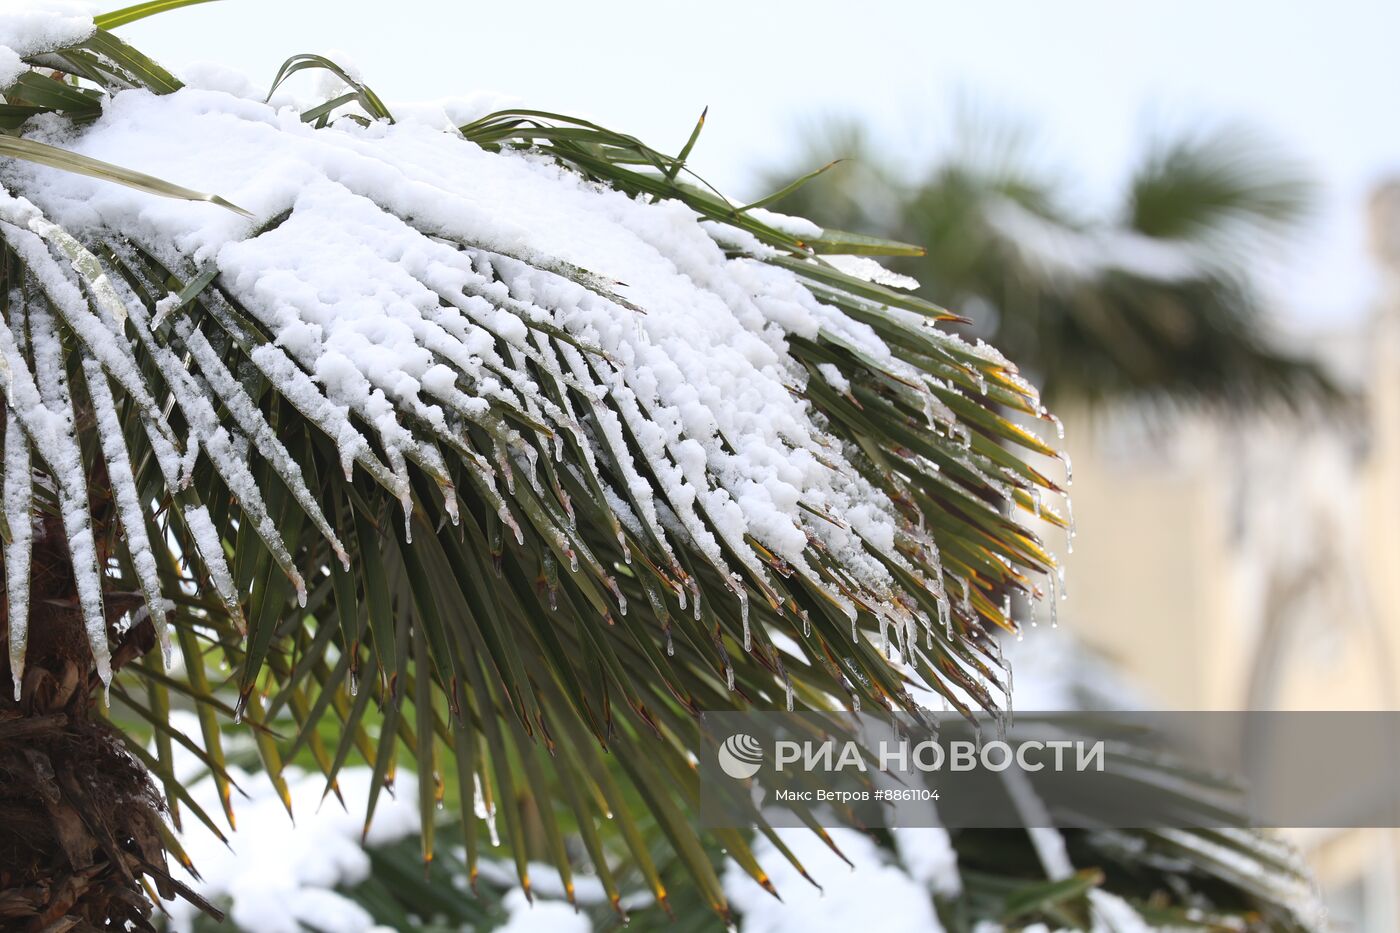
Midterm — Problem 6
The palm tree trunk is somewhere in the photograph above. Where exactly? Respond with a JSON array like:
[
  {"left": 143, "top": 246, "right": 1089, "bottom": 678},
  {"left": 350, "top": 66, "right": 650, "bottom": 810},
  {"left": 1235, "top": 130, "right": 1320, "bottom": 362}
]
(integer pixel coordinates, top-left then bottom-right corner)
[{"left": 0, "top": 422, "right": 207, "bottom": 930}]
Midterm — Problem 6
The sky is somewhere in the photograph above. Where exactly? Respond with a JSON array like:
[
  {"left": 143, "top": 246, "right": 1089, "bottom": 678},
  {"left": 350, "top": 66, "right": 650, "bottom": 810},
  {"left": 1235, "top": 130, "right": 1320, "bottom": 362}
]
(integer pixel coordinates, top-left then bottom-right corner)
[{"left": 121, "top": 0, "right": 1400, "bottom": 329}]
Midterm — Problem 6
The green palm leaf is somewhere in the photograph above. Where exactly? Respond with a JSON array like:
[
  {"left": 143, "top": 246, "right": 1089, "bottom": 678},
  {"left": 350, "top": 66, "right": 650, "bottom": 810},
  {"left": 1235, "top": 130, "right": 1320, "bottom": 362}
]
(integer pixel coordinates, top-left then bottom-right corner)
[{"left": 0, "top": 6, "right": 1311, "bottom": 932}]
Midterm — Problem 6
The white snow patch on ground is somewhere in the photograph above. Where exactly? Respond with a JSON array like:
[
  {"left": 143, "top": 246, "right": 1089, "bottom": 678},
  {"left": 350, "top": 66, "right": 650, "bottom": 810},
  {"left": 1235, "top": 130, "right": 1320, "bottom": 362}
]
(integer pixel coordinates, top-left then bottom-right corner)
[
  {"left": 494, "top": 889, "right": 591, "bottom": 933},
  {"left": 723, "top": 827, "right": 945, "bottom": 933},
  {"left": 159, "top": 739, "right": 420, "bottom": 933}
]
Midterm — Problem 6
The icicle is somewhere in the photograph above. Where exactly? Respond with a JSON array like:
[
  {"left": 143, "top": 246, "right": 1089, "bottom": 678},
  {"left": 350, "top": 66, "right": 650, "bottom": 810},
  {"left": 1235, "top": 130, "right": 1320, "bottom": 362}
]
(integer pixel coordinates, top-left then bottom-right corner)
[
  {"left": 441, "top": 482, "right": 461, "bottom": 527},
  {"left": 956, "top": 575, "right": 974, "bottom": 621},
  {"left": 664, "top": 624, "right": 674, "bottom": 657},
  {"left": 1058, "top": 450, "right": 1073, "bottom": 487},
  {"left": 1006, "top": 646, "right": 1015, "bottom": 702},
  {"left": 725, "top": 661, "right": 735, "bottom": 692},
  {"left": 4, "top": 412, "right": 32, "bottom": 701},
  {"left": 542, "top": 551, "right": 559, "bottom": 611},
  {"left": 496, "top": 443, "right": 515, "bottom": 496},
  {"left": 1050, "top": 413, "right": 1065, "bottom": 440},
  {"left": 569, "top": 549, "right": 580, "bottom": 574},
  {"left": 1048, "top": 570, "right": 1060, "bottom": 629},
  {"left": 800, "top": 609, "right": 811, "bottom": 638},
  {"left": 1057, "top": 564, "right": 1068, "bottom": 600},
  {"left": 852, "top": 693, "right": 861, "bottom": 712},
  {"left": 736, "top": 583, "right": 751, "bottom": 652},
  {"left": 784, "top": 674, "right": 795, "bottom": 712},
  {"left": 1064, "top": 496, "right": 1076, "bottom": 554}
]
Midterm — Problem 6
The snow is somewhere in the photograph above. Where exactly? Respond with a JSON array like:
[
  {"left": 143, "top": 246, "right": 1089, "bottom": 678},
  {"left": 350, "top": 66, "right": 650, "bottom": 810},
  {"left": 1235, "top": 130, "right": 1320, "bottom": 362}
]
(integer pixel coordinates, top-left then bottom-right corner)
[
  {"left": 824, "top": 254, "right": 920, "bottom": 291},
  {"left": 984, "top": 196, "right": 1208, "bottom": 284},
  {"left": 723, "top": 827, "right": 945, "bottom": 933},
  {"left": 893, "top": 827, "right": 962, "bottom": 897},
  {"left": 83, "top": 356, "right": 170, "bottom": 664},
  {"left": 0, "top": 1, "right": 94, "bottom": 88},
  {"left": 0, "top": 3, "right": 1054, "bottom": 689},
  {"left": 161, "top": 753, "right": 421, "bottom": 933},
  {"left": 746, "top": 207, "right": 823, "bottom": 239},
  {"left": 24, "top": 289, "right": 111, "bottom": 689},
  {"left": 0, "top": 18, "right": 1072, "bottom": 930},
  {"left": 3, "top": 393, "right": 33, "bottom": 700},
  {"left": 0, "top": 76, "right": 939, "bottom": 619},
  {"left": 494, "top": 889, "right": 590, "bottom": 933},
  {"left": 815, "top": 362, "right": 851, "bottom": 394}
]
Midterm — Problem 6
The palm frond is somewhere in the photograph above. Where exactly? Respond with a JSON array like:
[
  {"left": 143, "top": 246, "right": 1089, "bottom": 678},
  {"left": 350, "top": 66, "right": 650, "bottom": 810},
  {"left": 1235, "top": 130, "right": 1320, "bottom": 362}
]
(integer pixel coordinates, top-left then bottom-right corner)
[
  {"left": 0, "top": 13, "right": 1064, "bottom": 924},
  {"left": 0, "top": 9, "right": 1318, "bottom": 931}
]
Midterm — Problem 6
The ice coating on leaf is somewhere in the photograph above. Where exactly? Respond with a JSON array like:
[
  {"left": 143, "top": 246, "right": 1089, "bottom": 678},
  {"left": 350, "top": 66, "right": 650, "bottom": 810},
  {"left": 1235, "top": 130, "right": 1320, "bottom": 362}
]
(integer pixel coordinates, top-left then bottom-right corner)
[
  {"left": 82, "top": 358, "right": 171, "bottom": 664},
  {"left": 24, "top": 299, "right": 112, "bottom": 688},
  {"left": 174, "top": 318, "right": 350, "bottom": 570},
  {"left": 104, "top": 267, "right": 309, "bottom": 606},
  {"left": 3, "top": 398, "right": 33, "bottom": 700}
]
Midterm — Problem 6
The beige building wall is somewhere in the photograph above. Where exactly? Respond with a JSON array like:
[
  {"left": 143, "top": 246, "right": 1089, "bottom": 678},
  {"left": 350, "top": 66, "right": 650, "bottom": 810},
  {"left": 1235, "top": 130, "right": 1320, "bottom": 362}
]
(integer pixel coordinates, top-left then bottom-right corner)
[{"left": 1042, "top": 183, "right": 1400, "bottom": 930}]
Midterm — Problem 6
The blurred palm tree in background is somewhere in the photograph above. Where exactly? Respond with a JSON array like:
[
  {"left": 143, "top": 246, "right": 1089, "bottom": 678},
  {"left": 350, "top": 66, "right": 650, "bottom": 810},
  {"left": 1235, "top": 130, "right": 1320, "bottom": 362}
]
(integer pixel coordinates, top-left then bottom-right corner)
[{"left": 760, "top": 114, "right": 1339, "bottom": 408}]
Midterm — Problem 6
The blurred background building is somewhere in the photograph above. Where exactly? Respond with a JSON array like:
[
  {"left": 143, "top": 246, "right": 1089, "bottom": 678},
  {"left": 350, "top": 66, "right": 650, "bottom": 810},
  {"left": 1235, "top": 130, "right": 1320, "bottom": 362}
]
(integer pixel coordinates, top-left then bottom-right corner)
[{"left": 1052, "top": 185, "right": 1400, "bottom": 932}]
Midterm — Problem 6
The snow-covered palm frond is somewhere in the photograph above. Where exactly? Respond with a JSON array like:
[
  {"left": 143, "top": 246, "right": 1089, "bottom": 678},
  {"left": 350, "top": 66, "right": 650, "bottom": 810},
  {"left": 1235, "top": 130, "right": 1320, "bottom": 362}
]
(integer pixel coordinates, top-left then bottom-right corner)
[
  {"left": 1, "top": 3, "right": 1061, "bottom": 924},
  {"left": 0, "top": 6, "right": 1328, "bottom": 932}
]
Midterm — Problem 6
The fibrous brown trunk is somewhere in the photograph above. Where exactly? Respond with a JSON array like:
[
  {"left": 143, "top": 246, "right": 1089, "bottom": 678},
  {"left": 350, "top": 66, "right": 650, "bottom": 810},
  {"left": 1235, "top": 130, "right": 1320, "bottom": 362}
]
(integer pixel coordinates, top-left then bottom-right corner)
[{"left": 0, "top": 469, "right": 216, "bottom": 928}]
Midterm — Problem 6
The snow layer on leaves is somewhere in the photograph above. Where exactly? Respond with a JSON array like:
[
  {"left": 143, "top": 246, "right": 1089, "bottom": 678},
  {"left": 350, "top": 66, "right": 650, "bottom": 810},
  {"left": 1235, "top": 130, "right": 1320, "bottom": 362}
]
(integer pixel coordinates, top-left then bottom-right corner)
[
  {"left": 984, "top": 196, "right": 1207, "bottom": 284},
  {"left": 824, "top": 254, "right": 920, "bottom": 291},
  {"left": 8, "top": 84, "right": 910, "bottom": 598},
  {"left": 3, "top": 406, "right": 33, "bottom": 700},
  {"left": 0, "top": 1, "right": 94, "bottom": 88}
]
